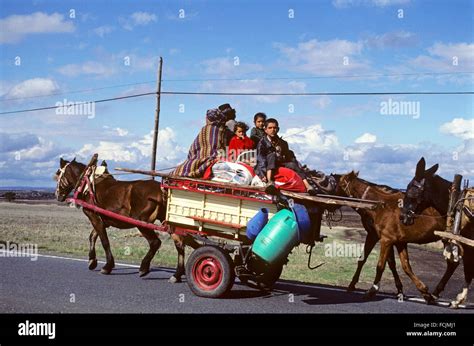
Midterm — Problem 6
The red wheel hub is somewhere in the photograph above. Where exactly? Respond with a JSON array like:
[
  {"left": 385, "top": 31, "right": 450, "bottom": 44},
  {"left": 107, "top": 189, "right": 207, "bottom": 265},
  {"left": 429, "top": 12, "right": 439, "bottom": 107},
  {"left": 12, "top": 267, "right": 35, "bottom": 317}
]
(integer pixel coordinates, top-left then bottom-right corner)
[{"left": 192, "top": 256, "right": 223, "bottom": 291}]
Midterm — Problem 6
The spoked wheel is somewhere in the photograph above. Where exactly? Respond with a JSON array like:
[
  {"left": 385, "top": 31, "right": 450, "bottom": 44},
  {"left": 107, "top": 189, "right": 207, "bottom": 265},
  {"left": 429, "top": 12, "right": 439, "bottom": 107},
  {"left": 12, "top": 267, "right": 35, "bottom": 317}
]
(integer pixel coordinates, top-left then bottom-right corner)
[{"left": 186, "top": 246, "right": 235, "bottom": 298}]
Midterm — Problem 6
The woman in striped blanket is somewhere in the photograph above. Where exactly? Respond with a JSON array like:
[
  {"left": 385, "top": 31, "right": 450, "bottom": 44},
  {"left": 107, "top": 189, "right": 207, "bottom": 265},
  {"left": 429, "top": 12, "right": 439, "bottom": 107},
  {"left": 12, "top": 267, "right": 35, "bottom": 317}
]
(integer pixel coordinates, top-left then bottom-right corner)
[{"left": 172, "top": 104, "right": 234, "bottom": 178}]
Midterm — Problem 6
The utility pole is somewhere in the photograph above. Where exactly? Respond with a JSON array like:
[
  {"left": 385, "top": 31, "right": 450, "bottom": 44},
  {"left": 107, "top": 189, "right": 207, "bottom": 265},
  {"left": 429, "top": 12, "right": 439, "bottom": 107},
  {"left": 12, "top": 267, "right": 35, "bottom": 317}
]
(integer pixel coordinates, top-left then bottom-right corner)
[{"left": 151, "top": 57, "right": 163, "bottom": 179}]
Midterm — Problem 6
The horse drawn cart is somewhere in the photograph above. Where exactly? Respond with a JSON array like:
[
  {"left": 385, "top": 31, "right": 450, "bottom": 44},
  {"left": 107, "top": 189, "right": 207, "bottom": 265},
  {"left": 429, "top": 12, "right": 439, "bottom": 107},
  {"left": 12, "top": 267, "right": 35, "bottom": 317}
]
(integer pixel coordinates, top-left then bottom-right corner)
[{"left": 68, "top": 154, "right": 381, "bottom": 298}]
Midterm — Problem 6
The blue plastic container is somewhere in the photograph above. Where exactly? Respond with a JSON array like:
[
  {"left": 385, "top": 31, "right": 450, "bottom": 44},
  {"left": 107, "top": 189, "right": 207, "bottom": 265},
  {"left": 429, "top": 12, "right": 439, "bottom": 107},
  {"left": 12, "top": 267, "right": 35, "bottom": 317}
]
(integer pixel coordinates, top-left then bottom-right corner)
[
  {"left": 246, "top": 208, "right": 269, "bottom": 240},
  {"left": 291, "top": 204, "right": 312, "bottom": 243}
]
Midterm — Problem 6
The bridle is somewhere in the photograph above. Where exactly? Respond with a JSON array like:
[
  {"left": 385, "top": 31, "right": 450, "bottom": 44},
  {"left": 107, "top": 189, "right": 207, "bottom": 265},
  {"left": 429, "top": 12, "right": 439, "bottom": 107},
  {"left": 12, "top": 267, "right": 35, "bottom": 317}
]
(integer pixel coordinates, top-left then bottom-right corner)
[
  {"left": 55, "top": 162, "right": 71, "bottom": 198},
  {"left": 403, "top": 177, "right": 426, "bottom": 218}
]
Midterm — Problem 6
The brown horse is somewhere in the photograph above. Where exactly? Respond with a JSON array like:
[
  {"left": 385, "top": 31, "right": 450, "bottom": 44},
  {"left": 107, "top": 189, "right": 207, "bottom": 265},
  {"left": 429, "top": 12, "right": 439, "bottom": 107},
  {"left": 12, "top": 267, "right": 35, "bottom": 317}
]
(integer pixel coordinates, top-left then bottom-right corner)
[
  {"left": 332, "top": 174, "right": 404, "bottom": 297},
  {"left": 400, "top": 157, "right": 473, "bottom": 307},
  {"left": 339, "top": 171, "right": 446, "bottom": 302},
  {"left": 54, "top": 157, "right": 198, "bottom": 282}
]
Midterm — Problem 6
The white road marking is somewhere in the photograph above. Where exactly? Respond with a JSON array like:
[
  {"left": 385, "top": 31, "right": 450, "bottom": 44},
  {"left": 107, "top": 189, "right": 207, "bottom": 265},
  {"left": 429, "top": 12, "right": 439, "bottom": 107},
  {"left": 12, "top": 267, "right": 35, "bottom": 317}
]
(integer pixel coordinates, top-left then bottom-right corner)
[{"left": 0, "top": 250, "right": 140, "bottom": 268}]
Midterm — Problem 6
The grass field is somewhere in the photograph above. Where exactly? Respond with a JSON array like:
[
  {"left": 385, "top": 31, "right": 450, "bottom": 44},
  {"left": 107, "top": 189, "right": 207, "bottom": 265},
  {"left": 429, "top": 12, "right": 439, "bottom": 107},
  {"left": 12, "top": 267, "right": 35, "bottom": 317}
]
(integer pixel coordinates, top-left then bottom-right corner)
[{"left": 0, "top": 201, "right": 440, "bottom": 291}]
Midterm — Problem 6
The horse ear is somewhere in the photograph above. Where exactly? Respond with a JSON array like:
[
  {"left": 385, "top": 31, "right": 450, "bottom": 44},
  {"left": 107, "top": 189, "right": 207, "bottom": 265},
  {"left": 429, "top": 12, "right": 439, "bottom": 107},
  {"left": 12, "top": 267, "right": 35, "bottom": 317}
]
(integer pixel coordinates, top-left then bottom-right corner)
[
  {"left": 60, "top": 157, "right": 66, "bottom": 168},
  {"left": 415, "top": 157, "right": 426, "bottom": 179},
  {"left": 101, "top": 160, "right": 108, "bottom": 167},
  {"left": 354, "top": 171, "right": 359, "bottom": 177},
  {"left": 72, "top": 157, "right": 76, "bottom": 162},
  {"left": 425, "top": 163, "right": 439, "bottom": 177}
]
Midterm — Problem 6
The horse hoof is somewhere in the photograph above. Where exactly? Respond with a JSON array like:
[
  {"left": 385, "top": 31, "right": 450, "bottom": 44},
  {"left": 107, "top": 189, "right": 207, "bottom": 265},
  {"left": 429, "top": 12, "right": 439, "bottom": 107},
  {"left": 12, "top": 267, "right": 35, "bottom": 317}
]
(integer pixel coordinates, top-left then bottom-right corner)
[
  {"left": 88, "top": 259, "right": 98, "bottom": 270},
  {"left": 139, "top": 270, "right": 150, "bottom": 277},
  {"left": 363, "top": 289, "right": 377, "bottom": 300},
  {"left": 449, "top": 301, "right": 460, "bottom": 309},
  {"left": 424, "top": 294, "right": 436, "bottom": 304},
  {"left": 168, "top": 276, "right": 181, "bottom": 284},
  {"left": 100, "top": 267, "right": 112, "bottom": 275}
]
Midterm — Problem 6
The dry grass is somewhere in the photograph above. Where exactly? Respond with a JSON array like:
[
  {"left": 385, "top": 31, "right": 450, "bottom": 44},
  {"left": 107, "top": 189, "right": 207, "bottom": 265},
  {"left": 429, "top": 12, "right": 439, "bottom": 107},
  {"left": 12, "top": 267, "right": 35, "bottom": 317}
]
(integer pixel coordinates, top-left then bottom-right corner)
[{"left": 0, "top": 201, "right": 408, "bottom": 288}]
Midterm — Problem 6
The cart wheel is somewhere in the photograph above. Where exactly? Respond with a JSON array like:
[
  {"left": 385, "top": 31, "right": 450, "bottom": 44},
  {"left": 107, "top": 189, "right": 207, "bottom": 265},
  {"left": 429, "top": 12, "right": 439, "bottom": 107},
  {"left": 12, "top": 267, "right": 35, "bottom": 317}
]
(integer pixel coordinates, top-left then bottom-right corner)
[
  {"left": 256, "top": 263, "right": 284, "bottom": 291},
  {"left": 186, "top": 246, "right": 235, "bottom": 298}
]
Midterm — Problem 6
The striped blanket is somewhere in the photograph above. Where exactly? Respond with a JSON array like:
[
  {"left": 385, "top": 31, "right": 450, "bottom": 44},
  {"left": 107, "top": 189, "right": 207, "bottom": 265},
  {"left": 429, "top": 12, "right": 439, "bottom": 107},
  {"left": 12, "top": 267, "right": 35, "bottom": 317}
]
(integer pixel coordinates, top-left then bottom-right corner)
[{"left": 172, "top": 108, "right": 227, "bottom": 177}]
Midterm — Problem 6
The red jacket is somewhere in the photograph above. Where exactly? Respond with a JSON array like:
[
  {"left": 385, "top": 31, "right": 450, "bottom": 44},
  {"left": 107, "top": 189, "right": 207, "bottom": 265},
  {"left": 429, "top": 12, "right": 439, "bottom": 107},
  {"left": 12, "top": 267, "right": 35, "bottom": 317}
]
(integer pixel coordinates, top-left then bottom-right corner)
[{"left": 228, "top": 135, "right": 255, "bottom": 161}]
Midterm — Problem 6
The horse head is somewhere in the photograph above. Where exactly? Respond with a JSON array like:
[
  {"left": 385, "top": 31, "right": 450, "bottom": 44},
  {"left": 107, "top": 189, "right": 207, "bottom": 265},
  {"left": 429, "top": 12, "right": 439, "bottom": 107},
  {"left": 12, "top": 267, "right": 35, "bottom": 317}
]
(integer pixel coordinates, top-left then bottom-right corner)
[
  {"left": 54, "top": 157, "right": 85, "bottom": 202},
  {"left": 400, "top": 157, "right": 439, "bottom": 225},
  {"left": 337, "top": 170, "right": 359, "bottom": 197}
]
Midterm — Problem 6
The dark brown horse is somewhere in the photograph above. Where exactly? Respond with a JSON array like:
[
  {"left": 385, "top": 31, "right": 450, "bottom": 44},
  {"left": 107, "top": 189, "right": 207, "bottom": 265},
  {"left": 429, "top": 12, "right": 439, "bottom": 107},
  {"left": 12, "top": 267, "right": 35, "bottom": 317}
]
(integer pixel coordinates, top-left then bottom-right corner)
[
  {"left": 400, "top": 157, "right": 473, "bottom": 307},
  {"left": 339, "top": 171, "right": 446, "bottom": 302},
  {"left": 54, "top": 157, "right": 198, "bottom": 282},
  {"left": 332, "top": 174, "right": 404, "bottom": 297}
]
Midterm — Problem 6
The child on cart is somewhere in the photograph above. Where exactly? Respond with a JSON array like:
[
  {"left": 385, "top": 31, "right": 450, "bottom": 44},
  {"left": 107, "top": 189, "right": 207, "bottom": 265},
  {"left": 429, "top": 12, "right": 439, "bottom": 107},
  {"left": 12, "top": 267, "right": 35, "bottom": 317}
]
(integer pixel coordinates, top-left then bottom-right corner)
[{"left": 228, "top": 121, "right": 256, "bottom": 164}]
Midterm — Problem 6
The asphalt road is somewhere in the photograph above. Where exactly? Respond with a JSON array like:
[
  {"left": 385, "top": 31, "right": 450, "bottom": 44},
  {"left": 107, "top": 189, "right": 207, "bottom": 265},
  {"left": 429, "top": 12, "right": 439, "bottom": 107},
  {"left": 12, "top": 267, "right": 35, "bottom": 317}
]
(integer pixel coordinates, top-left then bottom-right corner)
[{"left": 0, "top": 252, "right": 472, "bottom": 314}]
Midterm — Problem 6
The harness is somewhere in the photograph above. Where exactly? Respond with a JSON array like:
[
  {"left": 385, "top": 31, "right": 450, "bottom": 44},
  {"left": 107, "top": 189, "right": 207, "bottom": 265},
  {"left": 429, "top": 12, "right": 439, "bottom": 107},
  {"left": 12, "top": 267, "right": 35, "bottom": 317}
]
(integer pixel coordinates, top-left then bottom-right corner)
[{"left": 55, "top": 162, "right": 71, "bottom": 198}]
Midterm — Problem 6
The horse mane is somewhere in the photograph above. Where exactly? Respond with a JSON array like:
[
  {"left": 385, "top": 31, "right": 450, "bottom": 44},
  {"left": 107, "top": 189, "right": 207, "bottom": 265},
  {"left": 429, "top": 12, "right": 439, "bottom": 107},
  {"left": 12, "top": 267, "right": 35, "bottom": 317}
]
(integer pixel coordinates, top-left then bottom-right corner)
[{"left": 356, "top": 176, "right": 401, "bottom": 195}]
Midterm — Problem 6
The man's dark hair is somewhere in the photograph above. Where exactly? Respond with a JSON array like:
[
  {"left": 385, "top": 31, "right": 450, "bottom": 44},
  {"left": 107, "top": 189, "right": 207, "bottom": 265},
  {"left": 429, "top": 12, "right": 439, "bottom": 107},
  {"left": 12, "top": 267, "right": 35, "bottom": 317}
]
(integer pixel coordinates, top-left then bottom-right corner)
[
  {"left": 234, "top": 121, "right": 249, "bottom": 133},
  {"left": 264, "top": 118, "right": 279, "bottom": 128},
  {"left": 253, "top": 112, "right": 267, "bottom": 123},
  {"left": 218, "top": 103, "right": 236, "bottom": 120}
]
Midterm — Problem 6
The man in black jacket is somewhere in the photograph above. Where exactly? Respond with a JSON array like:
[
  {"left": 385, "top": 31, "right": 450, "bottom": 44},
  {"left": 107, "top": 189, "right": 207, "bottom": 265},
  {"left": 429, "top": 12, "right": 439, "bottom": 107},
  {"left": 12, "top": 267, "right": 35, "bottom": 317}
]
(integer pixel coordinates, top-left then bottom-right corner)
[{"left": 256, "top": 118, "right": 317, "bottom": 195}]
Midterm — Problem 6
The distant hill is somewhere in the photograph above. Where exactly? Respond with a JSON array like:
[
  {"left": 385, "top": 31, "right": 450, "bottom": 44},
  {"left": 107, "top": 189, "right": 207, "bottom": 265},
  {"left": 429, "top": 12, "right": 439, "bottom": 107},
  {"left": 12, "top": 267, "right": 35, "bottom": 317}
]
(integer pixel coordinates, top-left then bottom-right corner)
[{"left": 0, "top": 187, "right": 55, "bottom": 200}]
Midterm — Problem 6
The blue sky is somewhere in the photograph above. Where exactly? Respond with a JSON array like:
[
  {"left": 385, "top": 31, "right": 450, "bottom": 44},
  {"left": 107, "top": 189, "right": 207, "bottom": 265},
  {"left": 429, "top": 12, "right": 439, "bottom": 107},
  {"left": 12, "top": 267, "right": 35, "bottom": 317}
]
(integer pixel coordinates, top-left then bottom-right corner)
[{"left": 0, "top": 0, "right": 473, "bottom": 188}]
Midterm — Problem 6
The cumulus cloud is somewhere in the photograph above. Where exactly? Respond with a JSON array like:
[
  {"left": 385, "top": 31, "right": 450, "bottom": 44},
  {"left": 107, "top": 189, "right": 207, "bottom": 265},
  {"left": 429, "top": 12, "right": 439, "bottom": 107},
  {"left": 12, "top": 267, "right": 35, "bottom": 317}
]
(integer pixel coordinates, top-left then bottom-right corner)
[
  {"left": 440, "top": 118, "right": 474, "bottom": 140},
  {"left": 199, "top": 79, "right": 306, "bottom": 103},
  {"left": 201, "top": 57, "right": 264, "bottom": 76},
  {"left": 2, "top": 78, "right": 59, "bottom": 100},
  {"left": 57, "top": 61, "right": 116, "bottom": 77},
  {"left": 275, "top": 39, "right": 370, "bottom": 76},
  {"left": 93, "top": 25, "right": 114, "bottom": 38},
  {"left": 366, "top": 31, "right": 418, "bottom": 49},
  {"left": 77, "top": 127, "right": 186, "bottom": 170},
  {"left": 410, "top": 42, "right": 474, "bottom": 73},
  {"left": 120, "top": 12, "right": 157, "bottom": 30},
  {"left": 0, "top": 12, "right": 75, "bottom": 44},
  {"left": 355, "top": 132, "right": 377, "bottom": 143}
]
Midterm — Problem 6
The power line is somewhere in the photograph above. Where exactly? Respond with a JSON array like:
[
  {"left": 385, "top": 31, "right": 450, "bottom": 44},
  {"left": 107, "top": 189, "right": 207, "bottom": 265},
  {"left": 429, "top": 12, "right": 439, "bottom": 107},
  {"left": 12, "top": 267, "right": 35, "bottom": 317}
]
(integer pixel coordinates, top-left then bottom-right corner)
[
  {"left": 0, "top": 90, "right": 472, "bottom": 115},
  {"left": 1, "top": 71, "right": 473, "bottom": 102}
]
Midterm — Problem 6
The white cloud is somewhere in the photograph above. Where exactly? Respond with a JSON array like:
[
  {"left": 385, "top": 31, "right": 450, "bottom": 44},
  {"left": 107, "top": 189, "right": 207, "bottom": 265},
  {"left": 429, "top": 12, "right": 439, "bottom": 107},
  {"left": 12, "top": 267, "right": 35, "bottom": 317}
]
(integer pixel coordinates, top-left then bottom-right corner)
[
  {"left": 201, "top": 57, "right": 264, "bottom": 76},
  {"left": 77, "top": 127, "right": 186, "bottom": 167},
  {"left": 3, "top": 78, "right": 59, "bottom": 100},
  {"left": 275, "top": 39, "right": 369, "bottom": 76},
  {"left": 131, "top": 12, "right": 157, "bottom": 25},
  {"left": 355, "top": 132, "right": 377, "bottom": 143},
  {"left": 93, "top": 25, "right": 114, "bottom": 38},
  {"left": 120, "top": 12, "right": 157, "bottom": 30},
  {"left": 440, "top": 118, "right": 474, "bottom": 140},
  {"left": 0, "top": 12, "right": 75, "bottom": 44},
  {"left": 57, "top": 61, "right": 116, "bottom": 77},
  {"left": 410, "top": 42, "right": 474, "bottom": 72},
  {"left": 333, "top": 0, "right": 410, "bottom": 8},
  {"left": 313, "top": 96, "right": 332, "bottom": 109},
  {"left": 199, "top": 79, "right": 306, "bottom": 103},
  {"left": 366, "top": 31, "right": 417, "bottom": 49},
  {"left": 114, "top": 128, "right": 129, "bottom": 137}
]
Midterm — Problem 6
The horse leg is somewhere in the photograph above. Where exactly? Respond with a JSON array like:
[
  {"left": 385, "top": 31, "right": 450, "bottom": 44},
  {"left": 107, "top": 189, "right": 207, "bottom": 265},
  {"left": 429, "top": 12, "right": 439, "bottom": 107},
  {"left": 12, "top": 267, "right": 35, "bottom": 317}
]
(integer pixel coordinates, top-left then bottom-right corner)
[
  {"left": 95, "top": 223, "right": 115, "bottom": 275},
  {"left": 451, "top": 246, "right": 473, "bottom": 308},
  {"left": 431, "top": 260, "right": 459, "bottom": 299},
  {"left": 387, "top": 246, "right": 404, "bottom": 299},
  {"left": 364, "top": 240, "right": 392, "bottom": 299},
  {"left": 137, "top": 227, "right": 162, "bottom": 278},
  {"left": 348, "top": 231, "right": 378, "bottom": 291},
  {"left": 169, "top": 233, "right": 185, "bottom": 283},
  {"left": 395, "top": 243, "right": 434, "bottom": 303},
  {"left": 88, "top": 229, "right": 99, "bottom": 270},
  {"left": 169, "top": 233, "right": 201, "bottom": 283}
]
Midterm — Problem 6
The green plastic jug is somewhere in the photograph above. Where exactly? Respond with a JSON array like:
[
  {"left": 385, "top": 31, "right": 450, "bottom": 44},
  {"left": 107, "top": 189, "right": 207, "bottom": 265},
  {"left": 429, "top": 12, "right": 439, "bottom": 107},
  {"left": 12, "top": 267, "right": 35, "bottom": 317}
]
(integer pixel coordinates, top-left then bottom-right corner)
[{"left": 251, "top": 209, "right": 299, "bottom": 265}]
